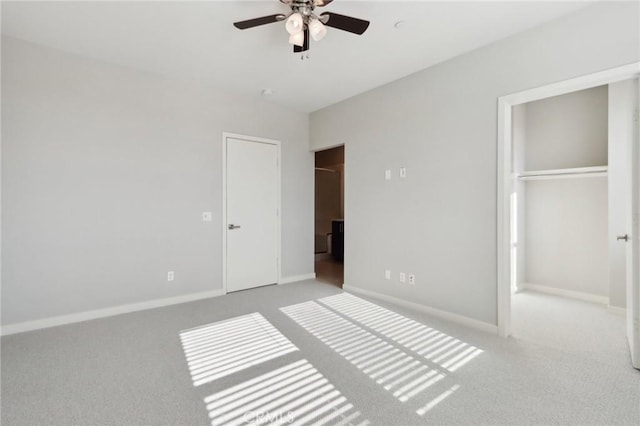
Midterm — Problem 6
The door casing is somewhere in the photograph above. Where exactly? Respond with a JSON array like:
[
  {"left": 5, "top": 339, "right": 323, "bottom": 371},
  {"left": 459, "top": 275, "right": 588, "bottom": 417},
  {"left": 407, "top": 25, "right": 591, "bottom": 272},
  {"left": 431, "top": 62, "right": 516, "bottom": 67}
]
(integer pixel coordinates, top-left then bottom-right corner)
[{"left": 496, "top": 63, "right": 640, "bottom": 351}]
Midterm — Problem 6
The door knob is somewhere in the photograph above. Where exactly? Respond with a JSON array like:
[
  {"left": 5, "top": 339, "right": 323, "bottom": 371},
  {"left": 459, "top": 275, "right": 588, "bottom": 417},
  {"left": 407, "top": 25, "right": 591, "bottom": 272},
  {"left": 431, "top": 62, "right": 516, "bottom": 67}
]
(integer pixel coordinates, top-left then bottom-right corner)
[
  {"left": 228, "top": 224, "right": 241, "bottom": 230},
  {"left": 617, "top": 234, "right": 629, "bottom": 242}
]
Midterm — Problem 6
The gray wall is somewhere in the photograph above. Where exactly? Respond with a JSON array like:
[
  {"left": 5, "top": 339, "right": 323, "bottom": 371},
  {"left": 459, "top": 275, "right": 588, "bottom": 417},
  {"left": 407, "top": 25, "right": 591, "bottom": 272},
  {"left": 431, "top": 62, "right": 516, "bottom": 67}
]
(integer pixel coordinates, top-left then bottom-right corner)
[
  {"left": 525, "top": 178, "right": 609, "bottom": 296},
  {"left": 310, "top": 2, "right": 639, "bottom": 325},
  {"left": 524, "top": 86, "right": 609, "bottom": 171},
  {"left": 1, "top": 37, "right": 314, "bottom": 325}
]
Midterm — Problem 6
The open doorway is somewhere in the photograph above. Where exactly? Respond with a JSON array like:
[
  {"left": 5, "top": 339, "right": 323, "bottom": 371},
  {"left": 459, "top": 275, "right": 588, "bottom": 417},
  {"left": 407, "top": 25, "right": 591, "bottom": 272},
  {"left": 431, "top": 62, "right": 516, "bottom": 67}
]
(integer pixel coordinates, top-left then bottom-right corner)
[
  {"left": 497, "top": 64, "right": 640, "bottom": 369},
  {"left": 314, "top": 145, "right": 344, "bottom": 287},
  {"left": 510, "top": 85, "right": 618, "bottom": 353}
]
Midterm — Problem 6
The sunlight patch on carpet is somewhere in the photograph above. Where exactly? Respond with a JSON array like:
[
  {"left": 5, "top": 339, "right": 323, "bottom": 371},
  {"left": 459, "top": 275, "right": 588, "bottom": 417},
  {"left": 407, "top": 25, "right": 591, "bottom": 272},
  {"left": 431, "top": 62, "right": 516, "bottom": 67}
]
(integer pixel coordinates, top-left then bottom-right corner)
[
  {"left": 281, "top": 301, "right": 453, "bottom": 407},
  {"left": 204, "top": 359, "right": 369, "bottom": 426},
  {"left": 180, "top": 313, "right": 298, "bottom": 386},
  {"left": 319, "top": 293, "right": 483, "bottom": 372}
]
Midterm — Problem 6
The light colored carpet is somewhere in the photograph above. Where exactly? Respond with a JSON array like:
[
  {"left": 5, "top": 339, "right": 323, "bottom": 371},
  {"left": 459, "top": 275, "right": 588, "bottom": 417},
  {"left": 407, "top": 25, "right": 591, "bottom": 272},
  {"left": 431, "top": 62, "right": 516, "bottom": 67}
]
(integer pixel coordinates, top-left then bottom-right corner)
[
  {"left": 512, "top": 290, "right": 628, "bottom": 356},
  {"left": 2, "top": 281, "right": 639, "bottom": 425}
]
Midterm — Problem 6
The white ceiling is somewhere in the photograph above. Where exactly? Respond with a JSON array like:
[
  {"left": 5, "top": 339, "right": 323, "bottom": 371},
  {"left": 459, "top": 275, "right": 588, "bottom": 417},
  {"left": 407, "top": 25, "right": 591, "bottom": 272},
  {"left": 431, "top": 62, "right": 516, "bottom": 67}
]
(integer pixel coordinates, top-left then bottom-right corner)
[{"left": 1, "top": 1, "right": 594, "bottom": 112}]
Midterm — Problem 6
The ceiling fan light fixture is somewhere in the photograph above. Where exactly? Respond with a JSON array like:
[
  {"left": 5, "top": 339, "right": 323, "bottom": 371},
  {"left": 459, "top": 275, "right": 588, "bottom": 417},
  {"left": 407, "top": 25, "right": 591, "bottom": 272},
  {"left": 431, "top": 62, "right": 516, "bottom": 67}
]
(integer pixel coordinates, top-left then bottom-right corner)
[
  {"left": 288, "top": 30, "right": 305, "bottom": 47},
  {"left": 308, "top": 18, "right": 327, "bottom": 41},
  {"left": 285, "top": 12, "right": 304, "bottom": 34},
  {"left": 232, "top": 2, "right": 370, "bottom": 55}
]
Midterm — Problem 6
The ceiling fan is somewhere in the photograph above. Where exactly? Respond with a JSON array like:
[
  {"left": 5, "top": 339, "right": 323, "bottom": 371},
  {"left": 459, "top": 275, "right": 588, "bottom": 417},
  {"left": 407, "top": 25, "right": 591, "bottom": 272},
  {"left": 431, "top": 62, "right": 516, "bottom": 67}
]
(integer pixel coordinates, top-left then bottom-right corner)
[{"left": 233, "top": 0, "right": 370, "bottom": 56}]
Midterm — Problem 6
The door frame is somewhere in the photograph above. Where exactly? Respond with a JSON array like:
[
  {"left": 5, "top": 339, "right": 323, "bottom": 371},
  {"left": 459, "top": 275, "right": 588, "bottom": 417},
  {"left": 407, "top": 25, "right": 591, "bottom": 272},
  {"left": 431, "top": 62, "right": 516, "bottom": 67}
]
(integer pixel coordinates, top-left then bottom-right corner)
[
  {"left": 496, "top": 62, "right": 640, "bottom": 337},
  {"left": 222, "top": 132, "right": 282, "bottom": 294},
  {"left": 312, "top": 143, "right": 347, "bottom": 285}
]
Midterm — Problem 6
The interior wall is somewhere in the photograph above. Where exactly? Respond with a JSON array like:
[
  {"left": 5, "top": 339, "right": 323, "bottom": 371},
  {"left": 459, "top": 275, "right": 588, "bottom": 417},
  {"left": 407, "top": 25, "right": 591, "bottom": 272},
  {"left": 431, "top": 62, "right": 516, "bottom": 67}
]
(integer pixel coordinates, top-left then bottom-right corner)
[
  {"left": 309, "top": 2, "right": 639, "bottom": 325},
  {"left": 1, "top": 37, "right": 314, "bottom": 326},
  {"left": 525, "top": 178, "right": 609, "bottom": 296},
  {"left": 512, "top": 104, "right": 527, "bottom": 291},
  {"left": 524, "top": 86, "right": 609, "bottom": 170},
  {"left": 315, "top": 147, "right": 344, "bottom": 169}
]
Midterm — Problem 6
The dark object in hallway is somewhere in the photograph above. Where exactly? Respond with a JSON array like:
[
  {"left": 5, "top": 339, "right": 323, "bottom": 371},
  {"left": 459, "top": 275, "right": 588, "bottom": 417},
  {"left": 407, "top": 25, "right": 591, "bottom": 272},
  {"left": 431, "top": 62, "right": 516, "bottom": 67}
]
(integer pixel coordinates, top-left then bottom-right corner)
[{"left": 332, "top": 219, "right": 344, "bottom": 261}]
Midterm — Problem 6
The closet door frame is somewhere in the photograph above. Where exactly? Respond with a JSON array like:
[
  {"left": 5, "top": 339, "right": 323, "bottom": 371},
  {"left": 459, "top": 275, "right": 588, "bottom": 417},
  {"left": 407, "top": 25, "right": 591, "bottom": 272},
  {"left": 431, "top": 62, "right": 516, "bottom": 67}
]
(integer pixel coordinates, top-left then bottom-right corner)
[{"left": 496, "top": 62, "right": 640, "bottom": 338}]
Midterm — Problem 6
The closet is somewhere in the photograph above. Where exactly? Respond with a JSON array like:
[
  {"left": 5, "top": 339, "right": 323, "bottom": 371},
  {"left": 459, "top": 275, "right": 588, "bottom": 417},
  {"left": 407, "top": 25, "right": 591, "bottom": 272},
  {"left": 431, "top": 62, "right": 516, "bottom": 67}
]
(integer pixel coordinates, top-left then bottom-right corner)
[{"left": 511, "top": 84, "right": 624, "bottom": 308}]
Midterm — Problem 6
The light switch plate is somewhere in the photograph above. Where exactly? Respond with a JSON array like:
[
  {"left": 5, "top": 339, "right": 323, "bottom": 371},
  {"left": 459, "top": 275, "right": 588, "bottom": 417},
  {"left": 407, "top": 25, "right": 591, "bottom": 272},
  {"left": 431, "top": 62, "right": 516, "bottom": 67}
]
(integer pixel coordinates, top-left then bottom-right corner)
[
  {"left": 202, "top": 212, "right": 212, "bottom": 222},
  {"left": 385, "top": 170, "right": 392, "bottom": 180},
  {"left": 399, "top": 167, "right": 407, "bottom": 178}
]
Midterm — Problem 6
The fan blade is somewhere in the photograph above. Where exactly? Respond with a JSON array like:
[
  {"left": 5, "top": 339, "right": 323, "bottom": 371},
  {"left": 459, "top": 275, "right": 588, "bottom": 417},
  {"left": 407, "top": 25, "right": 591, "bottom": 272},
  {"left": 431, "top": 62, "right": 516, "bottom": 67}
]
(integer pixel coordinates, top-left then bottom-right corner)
[
  {"left": 293, "top": 29, "right": 310, "bottom": 52},
  {"left": 320, "top": 12, "right": 369, "bottom": 35},
  {"left": 233, "top": 14, "right": 285, "bottom": 30},
  {"left": 314, "top": 0, "right": 334, "bottom": 6}
]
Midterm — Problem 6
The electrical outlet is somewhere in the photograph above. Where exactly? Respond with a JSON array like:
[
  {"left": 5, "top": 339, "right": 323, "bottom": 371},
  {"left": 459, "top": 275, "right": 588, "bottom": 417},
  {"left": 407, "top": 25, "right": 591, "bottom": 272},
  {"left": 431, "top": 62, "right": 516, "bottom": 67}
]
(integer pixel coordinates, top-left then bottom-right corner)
[
  {"left": 385, "top": 270, "right": 391, "bottom": 280},
  {"left": 167, "top": 271, "right": 174, "bottom": 282},
  {"left": 408, "top": 274, "right": 415, "bottom": 285},
  {"left": 202, "top": 212, "right": 212, "bottom": 222},
  {"left": 399, "top": 272, "right": 406, "bottom": 283}
]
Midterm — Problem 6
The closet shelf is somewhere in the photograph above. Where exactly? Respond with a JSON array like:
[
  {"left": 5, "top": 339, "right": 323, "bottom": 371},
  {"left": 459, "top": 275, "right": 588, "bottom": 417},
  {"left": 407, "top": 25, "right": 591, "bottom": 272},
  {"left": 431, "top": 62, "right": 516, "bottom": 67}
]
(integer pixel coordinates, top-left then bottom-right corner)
[{"left": 514, "top": 166, "right": 608, "bottom": 181}]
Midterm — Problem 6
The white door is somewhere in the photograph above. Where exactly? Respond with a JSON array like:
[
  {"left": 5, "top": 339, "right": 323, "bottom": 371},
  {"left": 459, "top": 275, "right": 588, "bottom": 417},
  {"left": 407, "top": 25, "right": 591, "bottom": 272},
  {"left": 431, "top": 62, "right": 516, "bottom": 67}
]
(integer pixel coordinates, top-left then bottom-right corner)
[
  {"left": 225, "top": 136, "right": 279, "bottom": 292},
  {"left": 612, "top": 78, "right": 640, "bottom": 368},
  {"left": 609, "top": 79, "right": 638, "bottom": 368},
  {"left": 628, "top": 79, "right": 640, "bottom": 368}
]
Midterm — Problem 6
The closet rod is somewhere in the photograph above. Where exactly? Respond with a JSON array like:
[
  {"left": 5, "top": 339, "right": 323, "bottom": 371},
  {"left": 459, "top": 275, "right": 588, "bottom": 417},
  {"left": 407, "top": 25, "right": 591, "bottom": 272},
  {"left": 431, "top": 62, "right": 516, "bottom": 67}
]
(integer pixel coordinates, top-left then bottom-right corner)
[{"left": 514, "top": 166, "right": 607, "bottom": 181}]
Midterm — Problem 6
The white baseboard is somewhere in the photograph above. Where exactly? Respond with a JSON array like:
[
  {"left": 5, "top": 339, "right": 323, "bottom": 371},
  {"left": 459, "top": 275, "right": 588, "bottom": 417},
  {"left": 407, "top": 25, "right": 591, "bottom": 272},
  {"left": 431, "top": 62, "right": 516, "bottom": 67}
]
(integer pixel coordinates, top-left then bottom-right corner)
[
  {"left": 279, "top": 273, "right": 316, "bottom": 285},
  {"left": 342, "top": 284, "right": 498, "bottom": 334},
  {"left": 608, "top": 305, "right": 627, "bottom": 316},
  {"left": 519, "top": 283, "right": 609, "bottom": 305},
  {"left": 1, "top": 289, "right": 226, "bottom": 336}
]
